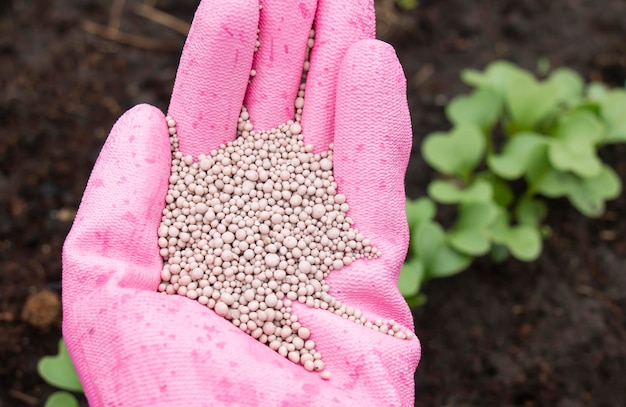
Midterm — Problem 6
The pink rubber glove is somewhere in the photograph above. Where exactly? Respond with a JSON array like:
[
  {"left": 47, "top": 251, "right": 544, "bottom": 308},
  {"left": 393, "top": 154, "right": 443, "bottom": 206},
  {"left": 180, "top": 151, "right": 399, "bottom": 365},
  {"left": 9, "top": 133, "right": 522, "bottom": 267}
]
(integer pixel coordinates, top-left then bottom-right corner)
[{"left": 62, "top": 0, "right": 420, "bottom": 405}]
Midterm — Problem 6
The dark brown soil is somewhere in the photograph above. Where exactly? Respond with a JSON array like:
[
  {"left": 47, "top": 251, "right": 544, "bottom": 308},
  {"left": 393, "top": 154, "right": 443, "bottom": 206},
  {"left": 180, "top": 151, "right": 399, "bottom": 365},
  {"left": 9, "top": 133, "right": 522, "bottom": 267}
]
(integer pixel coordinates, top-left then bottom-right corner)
[{"left": 1, "top": 0, "right": 625, "bottom": 406}]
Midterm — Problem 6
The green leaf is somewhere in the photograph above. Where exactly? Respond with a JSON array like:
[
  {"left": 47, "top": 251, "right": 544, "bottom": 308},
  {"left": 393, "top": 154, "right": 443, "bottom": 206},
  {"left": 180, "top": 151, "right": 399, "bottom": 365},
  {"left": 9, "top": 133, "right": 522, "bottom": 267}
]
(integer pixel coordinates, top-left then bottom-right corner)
[
  {"left": 540, "top": 225, "right": 553, "bottom": 239},
  {"left": 411, "top": 221, "right": 445, "bottom": 267},
  {"left": 504, "top": 225, "right": 543, "bottom": 261},
  {"left": 461, "top": 61, "right": 526, "bottom": 98},
  {"left": 547, "top": 110, "right": 604, "bottom": 178},
  {"left": 447, "top": 228, "right": 490, "bottom": 256},
  {"left": 413, "top": 221, "right": 472, "bottom": 279},
  {"left": 587, "top": 82, "right": 610, "bottom": 101},
  {"left": 546, "top": 68, "right": 584, "bottom": 105},
  {"left": 404, "top": 293, "right": 428, "bottom": 308},
  {"left": 406, "top": 197, "right": 436, "bottom": 229},
  {"left": 45, "top": 392, "right": 80, "bottom": 407},
  {"left": 567, "top": 165, "right": 622, "bottom": 217},
  {"left": 536, "top": 57, "right": 551, "bottom": 77},
  {"left": 487, "top": 132, "right": 546, "bottom": 179},
  {"left": 460, "top": 69, "right": 486, "bottom": 88},
  {"left": 447, "top": 202, "right": 499, "bottom": 256},
  {"left": 515, "top": 199, "right": 548, "bottom": 226},
  {"left": 490, "top": 209, "right": 542, "bottom": 261},
  {"left": 525, "top": 146, "right": 579, "bottom": 197},
  {"left": 490, "top": 244, "right": 510, "bottom": 263},
  {"left": 446, "top": 88, "right": 502, "bottom": 132},
  {"left": 505, "top": 73, "right": 560, "bottom": 131},
  {"left": 395, "top": 0, "right": 420, "bottom": 11},
  {"left": 428, "top": 180, "right": 460, "bottom": 203},
  {"left": 477, "top": 172, "right": 514, "bottom": 207},
  {"left": 422, "top": 124, "right": 485, "bottom": 178},
  {"left": 38, "top": 339, "right": 83, "bottom": 392},
  {"left": 599, "top": 90, "right": 626, "bottom": 143},
  {"left": 454, "top": 201, "right": 500, "bottom": 228},
  {"left": 533, "top": 169, "right": 579, "bottom": 197},
  {"left": 489, "top": 207, "right": 511, "bottom": 243},
  {"left": 398, "top": 260, "right": 425, "bottom": 297},
  {"left": 428, "top": 178, "right": 493, "bottom": 204},
  {"left": 428, "top": 242, "right": 473, "bottom": 278}
]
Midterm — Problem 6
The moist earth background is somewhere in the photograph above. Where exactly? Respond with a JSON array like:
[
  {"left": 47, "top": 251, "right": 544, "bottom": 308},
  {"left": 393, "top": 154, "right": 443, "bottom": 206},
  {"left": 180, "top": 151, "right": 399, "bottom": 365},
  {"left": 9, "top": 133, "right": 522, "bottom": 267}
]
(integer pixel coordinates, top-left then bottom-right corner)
[{"left": 1, "top": 0, "right": 625, "bottom": 406}]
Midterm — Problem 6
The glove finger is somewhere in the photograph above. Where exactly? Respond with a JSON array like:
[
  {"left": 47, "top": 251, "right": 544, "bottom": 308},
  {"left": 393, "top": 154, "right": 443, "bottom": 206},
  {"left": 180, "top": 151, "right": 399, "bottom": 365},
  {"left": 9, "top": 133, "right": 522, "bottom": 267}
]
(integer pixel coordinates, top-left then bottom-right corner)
[
  {"left": 63, "top": 104, "right": 170, "bottom": 299},
  {"left": 168, "top": 0, "right": 259, "bottom": 158},
  {"left": 243, "top": 0, "right": 317, "bottom": 130},
  {"left": 327, "top": 39, "right": 412, "bottom": 321},
  {"left": 300, "top": 0, "right": 375, "bottom": 152}
]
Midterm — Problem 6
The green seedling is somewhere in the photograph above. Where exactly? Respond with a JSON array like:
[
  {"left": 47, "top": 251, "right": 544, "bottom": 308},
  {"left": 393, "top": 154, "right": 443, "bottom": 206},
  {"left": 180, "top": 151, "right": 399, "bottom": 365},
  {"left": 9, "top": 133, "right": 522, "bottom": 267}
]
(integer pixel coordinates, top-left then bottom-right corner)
[
  {"left": 44, "top": 392, "right": 80, "bottom": 407},
  {"left": 395, "top": 0, "right": 419, "bottom": 11},
  {"left": 399, "top": 60, "right": 626, "bottom": 304},
  {"left": 38, "top": 338, "right": 83, "bottom": 407}
]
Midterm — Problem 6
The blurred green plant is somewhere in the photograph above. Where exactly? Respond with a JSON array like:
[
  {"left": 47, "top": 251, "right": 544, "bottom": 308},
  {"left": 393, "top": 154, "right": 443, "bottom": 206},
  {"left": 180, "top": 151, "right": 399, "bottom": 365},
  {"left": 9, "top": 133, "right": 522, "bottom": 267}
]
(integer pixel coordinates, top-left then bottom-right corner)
[
  {"left": 400, "top": 60, "right": 626, "bottom": 305},
  {"left": 395, "top": 0, "right": 419, "bottom": 11},
  {"left": 38, "top": 339, "right": 83, "bottom": 407}
]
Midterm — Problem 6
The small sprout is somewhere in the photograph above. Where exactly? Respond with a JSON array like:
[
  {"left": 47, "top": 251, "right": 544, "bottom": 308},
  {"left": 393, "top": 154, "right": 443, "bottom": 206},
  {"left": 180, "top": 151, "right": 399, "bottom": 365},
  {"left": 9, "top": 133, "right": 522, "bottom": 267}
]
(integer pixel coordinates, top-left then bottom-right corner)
[
  {"left": 401, "top": 60, "right": 626, "bottom": 303},
  {"left": 38, "top": 339, "right": 83, "bottom": 392},
  {"left": 38, "top": 339, "right": 83, "bottom": 407}
]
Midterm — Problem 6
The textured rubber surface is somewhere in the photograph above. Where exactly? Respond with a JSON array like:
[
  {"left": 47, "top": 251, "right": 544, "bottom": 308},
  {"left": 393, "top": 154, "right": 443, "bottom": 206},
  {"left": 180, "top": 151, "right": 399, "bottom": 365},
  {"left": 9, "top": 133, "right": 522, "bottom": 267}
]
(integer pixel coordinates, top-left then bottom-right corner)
[{"left": 63, "top": 1, "right": 420, "bottom": 405}]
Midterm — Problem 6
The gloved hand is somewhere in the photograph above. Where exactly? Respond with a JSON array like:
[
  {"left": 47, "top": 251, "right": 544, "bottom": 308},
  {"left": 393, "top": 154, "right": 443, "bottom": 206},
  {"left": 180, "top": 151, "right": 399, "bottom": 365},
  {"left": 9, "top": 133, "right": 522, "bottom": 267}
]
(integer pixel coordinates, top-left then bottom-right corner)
[{"left": 62, "top": 0, "right": 420, "bottom": 405}]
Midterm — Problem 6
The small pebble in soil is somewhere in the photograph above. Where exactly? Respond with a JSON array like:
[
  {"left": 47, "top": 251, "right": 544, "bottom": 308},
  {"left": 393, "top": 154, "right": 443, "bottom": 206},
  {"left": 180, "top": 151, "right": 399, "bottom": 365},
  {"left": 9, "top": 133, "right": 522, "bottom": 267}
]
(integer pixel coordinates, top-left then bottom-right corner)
[{"left": 21, "top": 290, "right": 61, "bottom": 329}]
